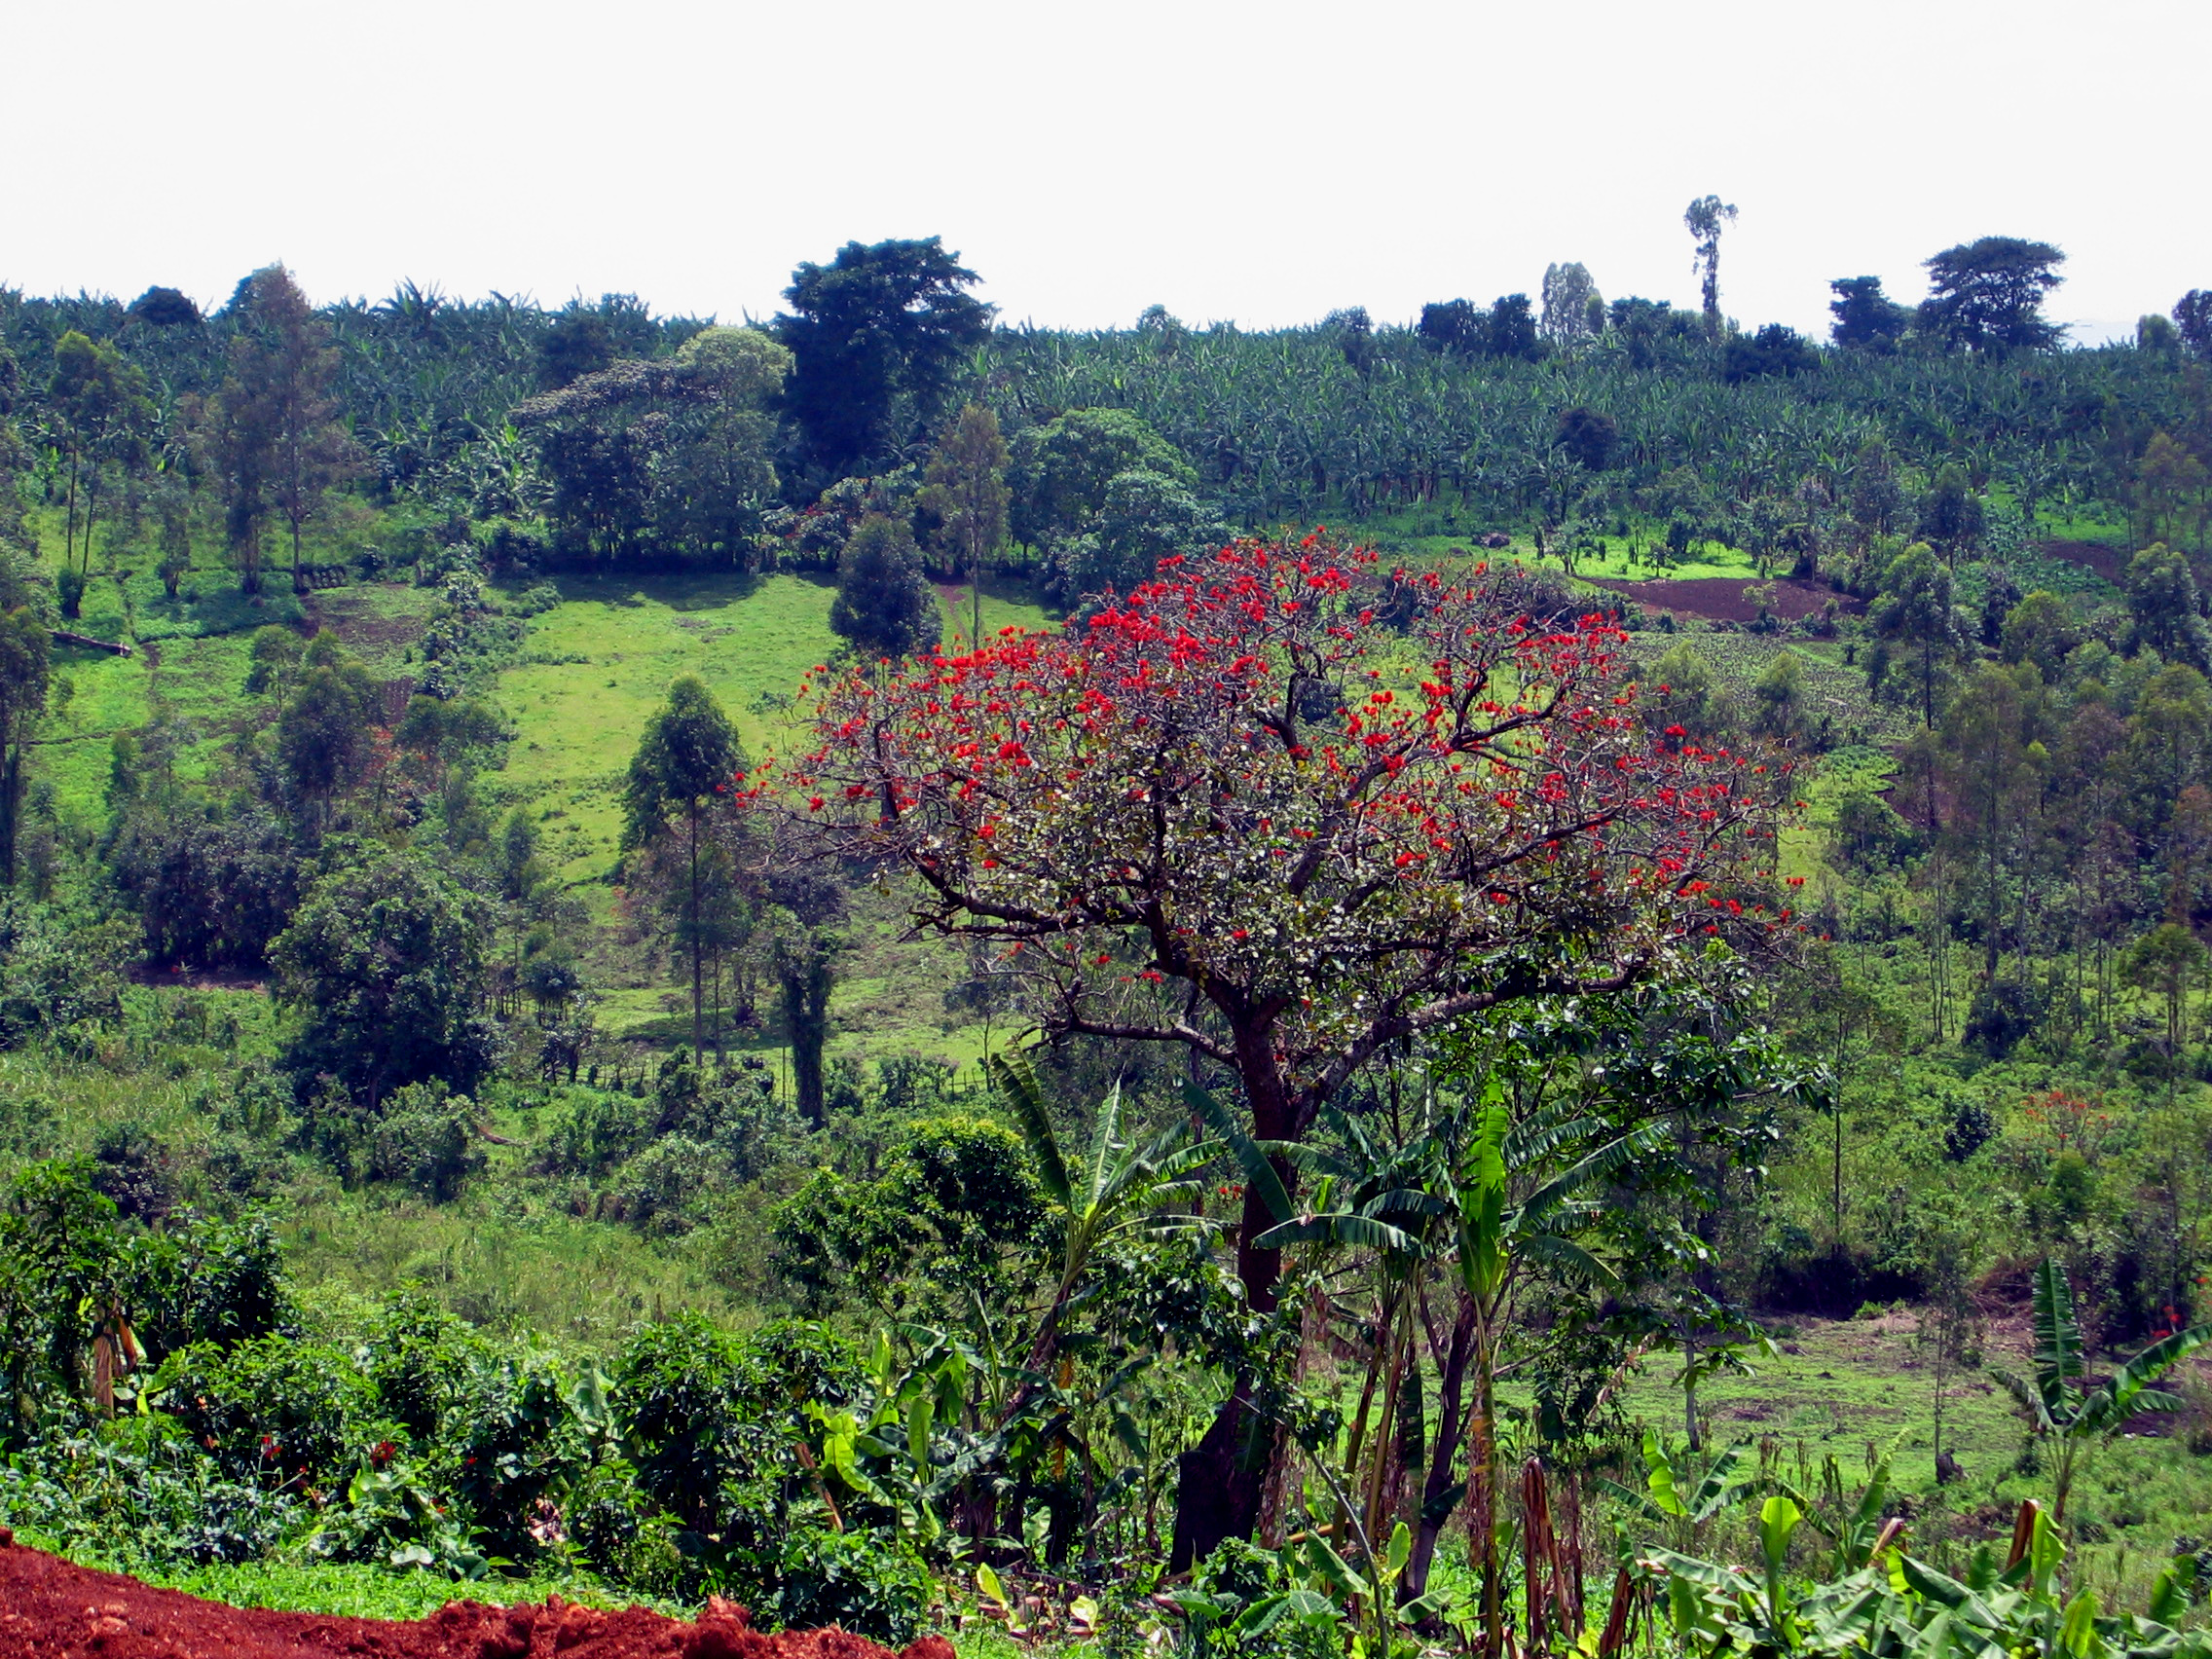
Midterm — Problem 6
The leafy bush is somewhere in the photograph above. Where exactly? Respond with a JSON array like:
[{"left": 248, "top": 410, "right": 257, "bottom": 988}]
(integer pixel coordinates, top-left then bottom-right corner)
[
  {"left": 0, "top": 897, "right": 124, "bottom": 1051},
  {"left": 760, "top": 1527, "right": 931, "bottom": 1643},
  {"left": 612, "top": 1314, "right": 774, "bottom": 1533},
  {"left": 367, "top": 1082, "right": 487, "bottom": 1201},
  {"left": 156, "top": 1337, "right": 386, "bottom": 1487}
]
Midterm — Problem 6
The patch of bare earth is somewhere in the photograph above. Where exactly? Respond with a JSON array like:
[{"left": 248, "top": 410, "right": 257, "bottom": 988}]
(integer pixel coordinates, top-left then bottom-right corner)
[{"left": 0, "top": 1537, "right": 957, "bottom": 1659}]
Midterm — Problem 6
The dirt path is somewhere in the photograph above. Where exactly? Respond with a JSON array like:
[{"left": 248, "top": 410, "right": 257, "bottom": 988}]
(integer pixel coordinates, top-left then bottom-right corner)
[{"left": 0, "top": 1537, "right": 956, "bottom": 1659}]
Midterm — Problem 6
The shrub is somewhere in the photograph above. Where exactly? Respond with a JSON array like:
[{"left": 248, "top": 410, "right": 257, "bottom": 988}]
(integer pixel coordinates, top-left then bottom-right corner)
[
  {"left": 156, "top": 1337, "right": 384, "bottom": 1487},
  {"left": 367, "top": 1082, "right": 487, "bottom": 1201},
  {"left": 613, "top": 1314, "right": 776, "bottom": 1534},
  {"left": 762, "top": 1527, "right": 932, "bottom": 1643},
  {"left": 0, "top": 897, "right": 125, "bottom": 1051}
]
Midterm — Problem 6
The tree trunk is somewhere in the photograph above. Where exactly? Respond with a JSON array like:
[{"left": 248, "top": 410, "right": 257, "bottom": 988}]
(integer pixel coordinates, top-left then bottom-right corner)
[
  {"left": 1170, "top": 1010, "right": 1298, "bottom": 1568},
  {"left": 1404, "top": 1291, "right": 1478, "bottom": 1602},
  {"left": 688, "top": 802, "right": 704, "bottom": 1055}
]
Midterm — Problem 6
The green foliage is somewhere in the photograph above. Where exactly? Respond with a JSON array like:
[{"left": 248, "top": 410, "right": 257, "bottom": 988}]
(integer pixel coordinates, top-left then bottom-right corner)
[
  {"left": 829, "top": 513, "right": 941, "bottom": 658},
  {"left": 777, "top": 238, "right": 992, "bottom": 482},
  {"left": 1009, "top": 406, "right": 1198, "bottom": 550},
  {"left": 272, "top": 843, "right": 501, "bottom": 1106}
]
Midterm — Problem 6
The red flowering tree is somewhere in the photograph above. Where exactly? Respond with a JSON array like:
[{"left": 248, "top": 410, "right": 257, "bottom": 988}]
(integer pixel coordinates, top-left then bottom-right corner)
[{"left": 756, "top": 538, "right": 1790, "bottom": 1549}]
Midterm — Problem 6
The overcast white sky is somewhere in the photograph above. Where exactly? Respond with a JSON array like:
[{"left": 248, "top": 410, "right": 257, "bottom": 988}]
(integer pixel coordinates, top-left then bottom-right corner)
[{"left": 7, "top": 0, "right": 2204, "bottom": 344}]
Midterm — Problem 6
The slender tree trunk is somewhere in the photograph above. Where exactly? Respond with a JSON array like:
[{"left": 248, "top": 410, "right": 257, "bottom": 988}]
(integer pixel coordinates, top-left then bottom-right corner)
[
  {"left": 688, "top": 801, "right": 703, "bottom": 1055},
  {"left": 1404, "top": 1291, "right": 1478, "bottom": 1601},
  {"left": 64, "top": 452, "right": 79, "bottom": 571}
]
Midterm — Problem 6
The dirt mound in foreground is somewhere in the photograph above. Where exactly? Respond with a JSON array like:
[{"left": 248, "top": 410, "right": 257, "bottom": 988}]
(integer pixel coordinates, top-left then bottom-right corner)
[{"left": 0, "top": 1539, "right": 956, "bottom": 1659}]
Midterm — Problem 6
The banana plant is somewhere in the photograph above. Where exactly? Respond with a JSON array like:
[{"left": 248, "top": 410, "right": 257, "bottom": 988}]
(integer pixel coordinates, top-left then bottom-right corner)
[
  {"left": 1643, "top": 1496, "right": 2212, "bottom": 1659},
  {"left": 1994, "top": 1258, "right": 2212, "bottom": 1526},
  {"left": 989, "top": 1051, "right": 1218, "bottom": 1384}
]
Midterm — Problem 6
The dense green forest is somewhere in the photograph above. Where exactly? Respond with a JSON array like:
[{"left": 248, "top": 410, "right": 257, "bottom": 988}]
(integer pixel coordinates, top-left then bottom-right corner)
[{"left": 5, "top": 229, "right": 2212, "bottom": 1651}]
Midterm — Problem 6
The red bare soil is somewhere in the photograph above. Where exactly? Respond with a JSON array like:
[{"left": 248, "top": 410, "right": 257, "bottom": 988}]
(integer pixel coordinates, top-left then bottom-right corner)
[
  {"left": 1579, "top": 574, "right": 1860, "bottom": 625},
  {"left": 0, "top": 1540, "right": 957, "bottom": 1659}
]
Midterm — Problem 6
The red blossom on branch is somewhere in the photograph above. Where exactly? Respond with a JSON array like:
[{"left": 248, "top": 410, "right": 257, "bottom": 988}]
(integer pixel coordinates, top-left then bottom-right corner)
[{"left": 744, "top": 537, "right": 1791, "bottom": 1296}]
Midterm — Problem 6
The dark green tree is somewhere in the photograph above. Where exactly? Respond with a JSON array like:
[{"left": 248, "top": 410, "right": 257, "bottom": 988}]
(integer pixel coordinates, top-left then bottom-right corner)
[
  {"left": 0, "top": 609, "right": 49, "bottom": 887},
  {"left": 622, "top": 676, "right": 740, "bottom": 1054},
  {"left": 271, "top": 845, "right": 499, "bottom": 1107},
  {"left": 1008, "top": 406, "right": 1196, "bottom": 549},
  {"left": 275, "top": 633, "right": 385, "bottom": 827},
  {"left": 917, "top": 402, "right": 1009, "bottom": 646},
  {"left": 47, "top": 331, "right": 153, "bottom": 573},
  {"left": 1484, "top": 293, "right": 1542, "bottom": 360},
  {"left": 775, "top": 238, "right": 993, "bottom": 480},
  {"left": 1920, "top": 237, "right": 2067, "bottom": 353},
  {"left": 1044, "top": 468, "right": 1226, "bottom": 604},
  {"left": 213, "top": 267, "right": 360, "bottom": 594},
  {"left": 1828, "top": 276, "right": 1911, "bottom": 350},
  {"left": 1417, "top": 299, "right": 1484, "bottom": 355},
  {"left": 829, "top": 514, "right": 940, "bottom": 658},
  {"left": 1872, "top": 542, "right": 1969, "bottom": 725},
  {"left": 2176, "top": 290, "right": 2212, "bottom": 359},
  {"left": 1723, "top": 323, "right": 1819, "bottom": 382},
  {"left": 2124, "top": 544, "right": 2212, "bottom": 674},
  {"left": 1555, "top": 406, "right": 1618, "bottom": 470},
  {"left": 1684, "top": 194, "right": 1738, "bottom": 329},
  {"left": 1916, "top": 462, "right": 1985, "bottom": 560}
]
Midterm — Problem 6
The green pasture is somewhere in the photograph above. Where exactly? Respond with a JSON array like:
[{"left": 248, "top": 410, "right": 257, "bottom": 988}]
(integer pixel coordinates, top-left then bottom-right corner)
[{"left": 489, "top": 570, "right": 1053, "bottom": 893}]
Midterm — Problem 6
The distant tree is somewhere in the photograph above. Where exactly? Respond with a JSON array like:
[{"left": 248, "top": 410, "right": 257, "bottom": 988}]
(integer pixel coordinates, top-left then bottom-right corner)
[
  {"left": 272, "top": 845, "right": 499, "bottom": 1107},
  {"left": 1539, "top": 262, "right": 1602, "bottom": 349},
  {"left": 1683, "top": 195, "right": 1738, "bottom": 330},
  {"left": 776, "top": 238, "right": 993, "bottom": 481},
  {"left": 1045, "top": 468, "right": 1227, "bottom": 606},
  {"left": 1828, "top": 276, "right": 1911, "bottom": 350},
  {"left": 243, "top": 624, "right": 304, "bottom": 696},
  {"left": 1484, "top": 293, "right": 1543, "bottom": 360},
  {"left": 1722, "top": 323, "right": 1819, "bottom": 382},
  {"left": 0, "top": 609, "right": 49, "bottom": 887},
  {"left": 1872, "top": 542, "right": 1970, "bottom": 725},
  {"left": 2138, "top": 313, "right": 2182, "bottom": 354},
  {"left": 512, "top": 326, "right": 790, "bottom": 563},
  {"left": 1555, "top": 406, "right": 1618, "bottom": 470},
  {"left": 771, "top": 920, "right": 837, "bottom": 1129},
  {"left": 1009, "top": 407, "right": 1196, "bottom": 548},
  {"left": 212, "top": 267, "right": 360, "bottom": 594},
  {"left": 1607, "top": 297, "right": 1698, "bottom": 369},
  {"left": 2177, "top": 290, "right": 2212, "bottom": 360},
  {"left": 917, "top": 403, "right": 1010, "bottom": 645},
  {"left": 829, "top": 514, "right": 940, "bottom": 658},
  {"left": 1919, "top": 237, "right": 2067, "bottom": 353},
  {"left": 1847, "top": 440, "right": 1906, "bottom": 545},
  {"left": 126, "top": 287, "right": 202, "bottom": 328},
  {"left": 2124, "top": 544, "right": 2212, "bottom": 673},
  {"left": 1916, "top": 462, "right": 1985, "bottom": 561},
  {"left": 622, "top": 675, "right": 741, "bottom": 1055},
  {"left": 2135, "top": 432, "right": 2209, "bottom": 552},
  {"left": 1417, "top": 299, "right": 1485, "bottom": 355},
  {"left": 275, "top": 632, "right": 385, "bottom": 825},
  {"left": 2001, "top": 590, "right": 2080, "bottom": 681},
  {"left": 536, "top": 308, "right": 615, "bottom": 389},
  {"left": 1323, "top": 307, "right": 1376, "bottom": 374},
  {"left": 47, "top": 331, "right": 153, "bottom": 572},
  {"left": 2126, "top": 923, "right": 2208, "bottom": 1088}
]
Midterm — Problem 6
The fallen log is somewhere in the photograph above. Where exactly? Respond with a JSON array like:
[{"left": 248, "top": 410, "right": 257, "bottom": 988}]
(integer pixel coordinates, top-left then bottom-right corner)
[{"left": 51, "top": 629, "right": 131, "bottom": 657}]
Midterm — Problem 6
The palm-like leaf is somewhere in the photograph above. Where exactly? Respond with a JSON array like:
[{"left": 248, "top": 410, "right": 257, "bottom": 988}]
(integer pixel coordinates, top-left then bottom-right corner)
[
  {"left": 1185, "top": 1082, "right": 1294, "bottom": 1224},
  {"left": 2074, "top": 1324, "right": 2212, "bottom": 1435},
  {"left": 2030, "top": 1257, "right": 2084, "bottom": 1419},
  {"left": 989, "top": 1051, "right": 1070, "bottom": 1208}
]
